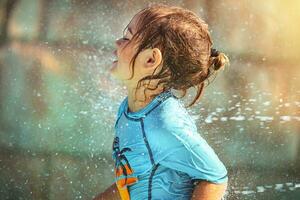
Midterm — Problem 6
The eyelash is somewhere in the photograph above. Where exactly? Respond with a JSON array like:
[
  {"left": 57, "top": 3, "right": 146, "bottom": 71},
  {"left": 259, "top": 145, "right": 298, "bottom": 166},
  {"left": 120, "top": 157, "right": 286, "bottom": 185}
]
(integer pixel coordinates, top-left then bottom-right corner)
[{"left": 122, "top": 37, "right": 129, "bottom": 41}]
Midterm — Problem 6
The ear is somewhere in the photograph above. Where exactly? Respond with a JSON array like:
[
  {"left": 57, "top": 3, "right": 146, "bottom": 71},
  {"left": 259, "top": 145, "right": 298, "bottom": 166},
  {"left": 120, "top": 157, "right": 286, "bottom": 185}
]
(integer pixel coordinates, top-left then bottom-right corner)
[{"left": 144, "top": 48, "right": 162, "bottom": 70}]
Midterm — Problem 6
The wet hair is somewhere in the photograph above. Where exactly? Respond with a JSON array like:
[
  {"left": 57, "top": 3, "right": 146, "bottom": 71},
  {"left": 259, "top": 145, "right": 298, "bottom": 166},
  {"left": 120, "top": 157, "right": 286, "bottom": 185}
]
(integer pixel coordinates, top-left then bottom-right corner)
[{"left": 123, "top": 3, "right": 229, "bottom": 108}]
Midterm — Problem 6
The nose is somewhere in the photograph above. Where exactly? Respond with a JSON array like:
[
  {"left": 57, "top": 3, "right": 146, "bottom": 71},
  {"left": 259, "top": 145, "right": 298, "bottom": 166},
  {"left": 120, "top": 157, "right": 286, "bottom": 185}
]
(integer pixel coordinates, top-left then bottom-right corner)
[{"left": 115, "top": 38, "right": 122, "bottom": 47}]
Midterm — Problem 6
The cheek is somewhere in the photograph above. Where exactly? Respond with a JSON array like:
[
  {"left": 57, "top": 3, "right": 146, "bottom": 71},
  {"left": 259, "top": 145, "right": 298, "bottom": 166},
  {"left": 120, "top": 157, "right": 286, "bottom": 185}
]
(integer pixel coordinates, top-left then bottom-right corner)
[
  {"left": 120, "top": 43, "right": 138, "bottom": 63},
  {"left": 122, "top": 50, "right": 135, "bottom": 63},
  {"left": 116, "top": 61, "right": 132, "bottom": 77}
]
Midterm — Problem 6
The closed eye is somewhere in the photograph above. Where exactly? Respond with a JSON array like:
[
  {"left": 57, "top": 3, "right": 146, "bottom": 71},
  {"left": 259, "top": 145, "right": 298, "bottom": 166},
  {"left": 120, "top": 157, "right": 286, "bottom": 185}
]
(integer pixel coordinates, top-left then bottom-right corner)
[{"left": 122, "top": 37, "right": 129, "bottom": 41}]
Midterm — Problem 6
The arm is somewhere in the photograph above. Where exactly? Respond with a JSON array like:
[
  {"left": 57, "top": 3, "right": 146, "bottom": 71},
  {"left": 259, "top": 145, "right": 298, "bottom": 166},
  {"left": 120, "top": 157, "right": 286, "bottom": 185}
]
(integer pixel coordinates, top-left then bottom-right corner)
[
  {"left": 191, "top": 181, "right": 228, "bottom": 200},
  {"left": 93, "top": 183, "right": 121, "bottom": 200}
]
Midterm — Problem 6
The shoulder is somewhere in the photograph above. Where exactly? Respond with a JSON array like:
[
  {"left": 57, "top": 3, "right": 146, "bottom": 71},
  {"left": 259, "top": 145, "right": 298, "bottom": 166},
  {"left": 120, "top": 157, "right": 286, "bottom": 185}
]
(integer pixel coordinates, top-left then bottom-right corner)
[
  {"left": 160, "top": 97, "right": 197, "bottom": 133},
  {"left": 144, "top": 97, "right": 202, "bottom": 153},
  {"left": 160, "top": 97, "right": 199, "bottom": 145}
]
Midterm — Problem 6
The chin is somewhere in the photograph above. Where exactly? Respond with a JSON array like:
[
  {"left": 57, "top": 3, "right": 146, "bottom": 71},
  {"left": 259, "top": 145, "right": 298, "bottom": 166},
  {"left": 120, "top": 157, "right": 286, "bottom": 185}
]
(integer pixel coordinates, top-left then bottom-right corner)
[{"left": 109, "top": 70, "right": 122, "bottom": 81}]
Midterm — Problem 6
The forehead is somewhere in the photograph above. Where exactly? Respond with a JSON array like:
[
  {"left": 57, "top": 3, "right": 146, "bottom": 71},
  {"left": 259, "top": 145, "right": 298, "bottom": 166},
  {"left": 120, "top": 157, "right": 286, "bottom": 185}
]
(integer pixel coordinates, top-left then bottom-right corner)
[{"left": 126, "top": 13, "right": 141, "bottom": 32}]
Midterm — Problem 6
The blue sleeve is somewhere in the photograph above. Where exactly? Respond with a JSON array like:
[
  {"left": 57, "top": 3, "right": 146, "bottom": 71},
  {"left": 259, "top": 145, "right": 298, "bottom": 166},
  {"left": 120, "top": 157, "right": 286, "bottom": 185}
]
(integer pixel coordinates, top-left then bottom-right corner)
[
  {"left": 149, "top": 102, "right": 228, "bottom": 184},
  {"left": 158, "top": 136, "right": 228, "bottom": 184}
]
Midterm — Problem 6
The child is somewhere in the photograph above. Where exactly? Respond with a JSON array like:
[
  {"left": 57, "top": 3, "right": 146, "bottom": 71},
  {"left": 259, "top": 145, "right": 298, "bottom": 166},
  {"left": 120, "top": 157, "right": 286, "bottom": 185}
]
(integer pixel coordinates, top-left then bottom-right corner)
[{"left": 94, "top": 3, "right": 229, "bottom": 200}]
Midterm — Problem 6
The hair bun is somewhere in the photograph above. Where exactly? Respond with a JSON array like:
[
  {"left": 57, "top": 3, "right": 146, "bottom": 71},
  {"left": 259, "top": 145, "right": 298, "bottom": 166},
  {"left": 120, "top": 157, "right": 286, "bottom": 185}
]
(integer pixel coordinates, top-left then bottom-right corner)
[
  {"left": 209, "top": 48, "right": 229, "bottom": 71},
  {"left": 210, "top": 48, "right": 220, "bottom": 57}
]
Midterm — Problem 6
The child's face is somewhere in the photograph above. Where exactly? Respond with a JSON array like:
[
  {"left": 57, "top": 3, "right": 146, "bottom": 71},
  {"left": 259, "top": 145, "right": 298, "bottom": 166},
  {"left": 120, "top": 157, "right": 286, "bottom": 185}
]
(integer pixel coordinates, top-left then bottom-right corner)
[
  {"left": 109, "top": 13, "right": 142, "bottom": 86},
  {"left": 110, "top": 13, "right": 163, "bottom": 89}
]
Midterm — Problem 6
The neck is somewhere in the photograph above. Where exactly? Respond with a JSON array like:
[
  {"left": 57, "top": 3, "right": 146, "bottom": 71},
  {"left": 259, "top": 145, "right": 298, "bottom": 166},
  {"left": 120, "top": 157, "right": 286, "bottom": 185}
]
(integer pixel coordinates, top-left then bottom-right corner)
[{"left": 126, "top": 85, "right": 164, "bottom": 113}]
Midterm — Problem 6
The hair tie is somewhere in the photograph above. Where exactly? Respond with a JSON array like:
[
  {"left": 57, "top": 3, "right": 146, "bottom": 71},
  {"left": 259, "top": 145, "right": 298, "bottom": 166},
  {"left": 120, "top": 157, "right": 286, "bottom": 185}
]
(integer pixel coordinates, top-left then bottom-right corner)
[{"left": 211, "top": 48, "right": 220, "bottom": 57}]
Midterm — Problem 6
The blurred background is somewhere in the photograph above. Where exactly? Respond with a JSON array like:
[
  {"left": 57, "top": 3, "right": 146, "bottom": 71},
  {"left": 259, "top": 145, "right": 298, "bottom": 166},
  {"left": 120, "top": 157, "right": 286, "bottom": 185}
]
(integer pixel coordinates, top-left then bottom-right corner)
[{"left": 0, "top": 0, "right": 299, "bottom": 199}]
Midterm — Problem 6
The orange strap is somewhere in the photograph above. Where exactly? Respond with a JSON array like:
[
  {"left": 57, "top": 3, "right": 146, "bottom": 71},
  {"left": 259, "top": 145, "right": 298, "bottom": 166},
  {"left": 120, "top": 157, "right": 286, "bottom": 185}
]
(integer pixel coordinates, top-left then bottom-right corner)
[
  {"left": 115, "top": 164, "right": 138, "bottom": 200},
  {"left": 116, "top": 183, "right": 130, "bottom": 200}
]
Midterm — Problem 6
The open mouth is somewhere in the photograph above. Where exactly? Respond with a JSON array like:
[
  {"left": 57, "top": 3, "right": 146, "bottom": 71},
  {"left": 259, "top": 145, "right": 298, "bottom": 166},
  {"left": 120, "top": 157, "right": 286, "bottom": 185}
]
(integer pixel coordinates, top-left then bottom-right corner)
[{"left": 113, "top": 50, "right": 118, "bottom": 62}]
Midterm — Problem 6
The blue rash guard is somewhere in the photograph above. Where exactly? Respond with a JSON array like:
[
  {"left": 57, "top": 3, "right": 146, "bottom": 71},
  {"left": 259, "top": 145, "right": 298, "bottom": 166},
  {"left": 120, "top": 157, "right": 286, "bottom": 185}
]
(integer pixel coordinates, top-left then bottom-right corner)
[{"left": 112, "top": 90, "right": 228, "bottom": 200}]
